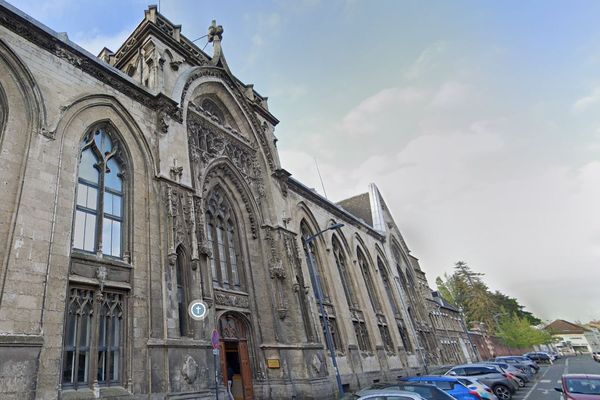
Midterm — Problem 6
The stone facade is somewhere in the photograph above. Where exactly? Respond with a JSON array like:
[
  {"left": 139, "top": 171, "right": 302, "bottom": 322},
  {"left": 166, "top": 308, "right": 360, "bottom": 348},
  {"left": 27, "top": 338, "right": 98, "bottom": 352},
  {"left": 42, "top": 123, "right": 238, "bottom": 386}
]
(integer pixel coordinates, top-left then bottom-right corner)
[
  {"left": 0, "top": 2, "right": 448, "bottom": 399},
  {"left": 428, "top": 292, "right": 478, "bottom": 366}
]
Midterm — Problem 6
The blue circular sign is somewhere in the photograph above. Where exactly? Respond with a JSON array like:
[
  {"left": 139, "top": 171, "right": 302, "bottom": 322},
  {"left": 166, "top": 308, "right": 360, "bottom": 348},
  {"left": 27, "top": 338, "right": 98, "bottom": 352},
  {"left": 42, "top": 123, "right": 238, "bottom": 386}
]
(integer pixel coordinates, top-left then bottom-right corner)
[{"left": 188, "top": 300, "right": 208, "bottom": 321}]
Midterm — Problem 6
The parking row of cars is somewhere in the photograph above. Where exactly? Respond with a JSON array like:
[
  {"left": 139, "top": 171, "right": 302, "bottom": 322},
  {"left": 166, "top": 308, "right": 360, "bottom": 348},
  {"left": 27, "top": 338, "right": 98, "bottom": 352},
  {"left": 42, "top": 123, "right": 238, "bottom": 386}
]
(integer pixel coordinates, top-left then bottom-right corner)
[{"left": 351, "top": 355, "right": 542, "bottom": 400}]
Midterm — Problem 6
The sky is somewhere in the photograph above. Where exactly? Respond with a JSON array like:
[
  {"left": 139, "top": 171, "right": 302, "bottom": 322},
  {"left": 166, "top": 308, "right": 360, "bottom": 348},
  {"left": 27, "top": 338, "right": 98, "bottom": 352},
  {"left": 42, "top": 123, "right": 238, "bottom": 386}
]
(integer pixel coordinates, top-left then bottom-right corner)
[{"left": 10, "top": 0, "right": 600, "bottom": 323}]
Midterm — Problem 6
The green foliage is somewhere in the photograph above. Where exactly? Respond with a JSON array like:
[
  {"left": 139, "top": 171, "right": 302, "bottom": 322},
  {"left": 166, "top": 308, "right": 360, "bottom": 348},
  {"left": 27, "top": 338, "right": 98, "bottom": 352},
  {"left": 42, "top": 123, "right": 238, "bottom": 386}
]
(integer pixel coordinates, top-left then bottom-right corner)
[
  {"left": 435, "top": 261, "right": 542, "bottom": 334},
  {"left": 496, "top": 313, "right": 553, "bottom": 348}
]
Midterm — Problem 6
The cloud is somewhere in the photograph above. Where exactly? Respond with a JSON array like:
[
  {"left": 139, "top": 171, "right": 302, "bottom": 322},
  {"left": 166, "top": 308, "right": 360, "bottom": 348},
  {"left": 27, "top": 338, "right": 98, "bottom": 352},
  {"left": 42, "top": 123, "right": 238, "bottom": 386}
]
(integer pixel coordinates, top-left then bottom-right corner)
[
  {"left": 431, "top": 81, "right": 473, "bottom": 108},
  {"left": 74, "top": 28, "right": 135, "bottom": 55},
  {"left": 404, "top": 41, "right": 448, "bottom": 80},
  {"left": 279, "top": 77, "right": 600, "bottom": 322},
  {"left": 572, "top": 87, "right": 600, "bottom": 113},
  {"left": 336, "top": 86, "right": 429, "bottom": 137}
]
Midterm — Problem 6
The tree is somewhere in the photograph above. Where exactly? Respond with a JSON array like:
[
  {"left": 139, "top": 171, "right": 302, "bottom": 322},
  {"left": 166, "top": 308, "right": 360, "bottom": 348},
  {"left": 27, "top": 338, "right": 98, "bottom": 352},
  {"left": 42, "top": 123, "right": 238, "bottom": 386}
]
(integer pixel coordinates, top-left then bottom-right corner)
[
  {"left": 496, "top": 313, "right": 553, "bottom": 348},
  {"left": 436, "top": 261, "right": 542, "bottom": 334}
]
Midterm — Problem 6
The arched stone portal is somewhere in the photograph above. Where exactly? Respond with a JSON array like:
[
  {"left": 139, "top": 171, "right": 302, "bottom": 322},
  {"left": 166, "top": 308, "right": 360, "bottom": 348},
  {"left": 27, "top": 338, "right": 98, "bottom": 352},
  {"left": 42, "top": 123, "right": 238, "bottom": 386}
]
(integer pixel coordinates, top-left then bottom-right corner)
[{"left": 218, "top": 312, "right": 253, "bottom": 400}]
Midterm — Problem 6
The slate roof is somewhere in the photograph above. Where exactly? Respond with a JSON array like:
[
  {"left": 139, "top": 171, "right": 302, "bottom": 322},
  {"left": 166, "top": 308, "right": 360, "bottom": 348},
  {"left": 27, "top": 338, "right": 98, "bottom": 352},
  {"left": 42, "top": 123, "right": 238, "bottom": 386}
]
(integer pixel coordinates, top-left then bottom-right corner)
[{"left": 336, "top": 192, "right": 373, "bottom": 227}]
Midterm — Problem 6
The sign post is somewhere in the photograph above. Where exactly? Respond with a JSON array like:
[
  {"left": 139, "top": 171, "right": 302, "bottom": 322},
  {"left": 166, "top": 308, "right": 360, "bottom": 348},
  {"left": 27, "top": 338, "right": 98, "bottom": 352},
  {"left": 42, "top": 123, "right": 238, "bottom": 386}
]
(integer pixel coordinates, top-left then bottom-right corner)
[{"left": 212, "top": 329, "right": 220, "bottom": 400}]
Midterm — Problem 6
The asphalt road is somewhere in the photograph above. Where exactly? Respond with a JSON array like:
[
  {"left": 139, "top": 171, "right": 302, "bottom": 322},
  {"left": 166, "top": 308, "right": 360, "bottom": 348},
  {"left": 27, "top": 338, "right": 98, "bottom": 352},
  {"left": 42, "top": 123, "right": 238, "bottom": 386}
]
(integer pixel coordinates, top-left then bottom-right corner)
[{"left": 513, "top": 356, "right": 600, "bottom": 400}]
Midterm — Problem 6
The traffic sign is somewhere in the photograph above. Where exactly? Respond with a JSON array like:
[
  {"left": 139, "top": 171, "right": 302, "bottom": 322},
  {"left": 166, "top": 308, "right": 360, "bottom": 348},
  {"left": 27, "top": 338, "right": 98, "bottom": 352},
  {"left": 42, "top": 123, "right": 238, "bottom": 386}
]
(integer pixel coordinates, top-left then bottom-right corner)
[
  {"left": 211, "top": 329, "right": 220, "bottom": 349},
  {"left": 188, "top": 300, "right": 208, "bottom": 321}
]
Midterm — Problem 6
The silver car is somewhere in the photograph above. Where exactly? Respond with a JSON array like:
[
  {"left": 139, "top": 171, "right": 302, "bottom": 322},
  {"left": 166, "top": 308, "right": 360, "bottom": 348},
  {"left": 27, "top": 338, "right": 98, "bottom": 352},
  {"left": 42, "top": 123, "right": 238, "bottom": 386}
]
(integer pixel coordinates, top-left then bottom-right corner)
[{"left": 446, "top": 364, "right": 516, "bottom": 400}]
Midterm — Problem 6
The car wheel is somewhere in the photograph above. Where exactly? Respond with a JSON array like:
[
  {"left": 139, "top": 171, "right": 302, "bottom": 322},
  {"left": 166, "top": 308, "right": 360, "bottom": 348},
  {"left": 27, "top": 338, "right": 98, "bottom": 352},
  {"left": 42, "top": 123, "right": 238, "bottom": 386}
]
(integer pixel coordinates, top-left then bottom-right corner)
[
  {"left": 514, "top": 377, "right": 525, "bottom": 387},
  {"left": 494, "top": 385, "right": 512, "bottom": 400}
]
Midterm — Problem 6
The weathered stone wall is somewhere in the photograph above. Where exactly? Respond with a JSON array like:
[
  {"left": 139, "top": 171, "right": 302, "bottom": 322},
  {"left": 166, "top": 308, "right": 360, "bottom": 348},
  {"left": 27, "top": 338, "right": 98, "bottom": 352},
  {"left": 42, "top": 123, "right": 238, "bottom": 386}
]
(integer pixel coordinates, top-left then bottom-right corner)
[{"left": 0, "top": 3, "right": 442, "bottom": 399}]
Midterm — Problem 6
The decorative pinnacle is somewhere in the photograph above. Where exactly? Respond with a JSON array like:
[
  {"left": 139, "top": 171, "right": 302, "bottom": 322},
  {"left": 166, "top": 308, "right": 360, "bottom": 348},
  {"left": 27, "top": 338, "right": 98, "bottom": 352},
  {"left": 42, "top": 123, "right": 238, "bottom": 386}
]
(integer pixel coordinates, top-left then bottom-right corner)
[{"left": 208, "top": 20, "right": 223, "bottom": 42}]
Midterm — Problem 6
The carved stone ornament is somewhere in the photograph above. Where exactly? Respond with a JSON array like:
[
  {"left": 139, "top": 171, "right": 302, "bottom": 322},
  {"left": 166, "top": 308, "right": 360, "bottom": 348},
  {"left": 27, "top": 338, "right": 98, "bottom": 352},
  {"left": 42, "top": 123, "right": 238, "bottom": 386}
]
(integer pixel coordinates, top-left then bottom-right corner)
[
  {"left": 157, "top": 111, "right": 170, "bottom": 135},
  {"left": 181, "top": 355, "right": 198, "bottom": 384},
  {"left": 96, "top": 266, "right": 108, "bottom": 292},
  {"left": 187, "top": 113, "right": 263, "bottom": 195},
  {"left": 0, "top": 7, "right": 181, "bottom": 121},
  {"left": 198, "top": 241, "right": 212, "bottom": 257},
  {"left": 277, "top": 308, "right": 287, "bottom": 319},
  {"left": 180, "top": 67, "right": 275, "bottom": 171},
  {"left": 311, "top": 354, "right": 323, "bottom": 374},
  {"left": 214, "top": 291, "right": 249, "bottom": 308},
  {"left": 169, "top": 159, "right": 183, "bottom": 182},
  {"left": 269, "top": 259, "right": 286, "bottom": 280}
]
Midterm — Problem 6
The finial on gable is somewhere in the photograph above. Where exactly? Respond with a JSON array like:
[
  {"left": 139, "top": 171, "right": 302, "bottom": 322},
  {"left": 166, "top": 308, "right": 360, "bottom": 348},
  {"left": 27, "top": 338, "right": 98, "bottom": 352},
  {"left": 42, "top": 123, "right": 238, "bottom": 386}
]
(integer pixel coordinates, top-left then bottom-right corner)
[
  {"left": 208, "top": 20, "right": 230, "bottom": 72},
  {"left": 208, "top": 20, "right": 223, "bottom": 42}
]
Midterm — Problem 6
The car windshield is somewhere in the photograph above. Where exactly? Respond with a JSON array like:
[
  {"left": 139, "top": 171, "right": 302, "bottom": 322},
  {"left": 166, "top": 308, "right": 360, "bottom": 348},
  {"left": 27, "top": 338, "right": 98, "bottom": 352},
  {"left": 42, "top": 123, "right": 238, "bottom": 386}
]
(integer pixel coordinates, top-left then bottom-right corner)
[
  {"left": 566, "top": 378, "right": 600, "bottom": 395},
  {"left": 398, "top": 384, "right": 455, "bottom": 400}
]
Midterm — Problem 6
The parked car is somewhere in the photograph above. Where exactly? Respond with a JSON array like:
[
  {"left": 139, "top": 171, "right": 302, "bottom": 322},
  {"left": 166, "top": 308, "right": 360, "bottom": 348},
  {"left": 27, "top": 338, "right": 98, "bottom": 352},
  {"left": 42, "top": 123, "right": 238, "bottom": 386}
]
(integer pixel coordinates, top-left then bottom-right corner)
[
  {"left": 549, "top": 351, "right": 561, "bottom": 360},
  {"left": 482, "top": 361, "right": 531, "bottom": 386},
  {"left": 494, "top": 356, "right": 539, "bottom": 373},
  {"left": 592, "top": 352, "right": 600, "bottom": 362},
  {"left": 355, "top": 389, "right": 428, "bottom": 400},
  {"left": 395, "top": 382, "right": 460, "bottom": 400},
  {"left": 493, "top": 358, "right": 536, "bottom": 376},
  {"left": 524, "top": 352, "right": 552, "bottom": 364},
  {"left": 554, "top": 374, "right": 600, "bottom": 400},
  {"left": 455, "top": 376, "right": 498, "bottom": 400},
  {"left": 462, "top": 364, "right": 520, "bottom": 390},
  {"left": 445, "top": 364, "right": 516, "bottom": 400},
  {"left": 401, "top": 376, "right": 481, "bottom": 400}
]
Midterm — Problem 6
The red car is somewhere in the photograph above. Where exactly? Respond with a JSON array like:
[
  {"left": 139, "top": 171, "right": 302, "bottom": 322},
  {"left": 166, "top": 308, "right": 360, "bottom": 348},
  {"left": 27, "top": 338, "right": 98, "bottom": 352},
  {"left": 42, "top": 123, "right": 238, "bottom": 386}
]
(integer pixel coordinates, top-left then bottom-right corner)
[{"left": 555, "top": 374, "right": 600, "bottom": 400}]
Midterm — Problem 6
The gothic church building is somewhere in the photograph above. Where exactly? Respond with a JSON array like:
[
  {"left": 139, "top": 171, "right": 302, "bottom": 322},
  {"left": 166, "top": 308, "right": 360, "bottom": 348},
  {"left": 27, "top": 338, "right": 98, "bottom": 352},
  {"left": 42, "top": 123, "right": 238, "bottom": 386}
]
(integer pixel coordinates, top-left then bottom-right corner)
[{"left": 0, "top": 2, "right": 457, "bottom": 399}]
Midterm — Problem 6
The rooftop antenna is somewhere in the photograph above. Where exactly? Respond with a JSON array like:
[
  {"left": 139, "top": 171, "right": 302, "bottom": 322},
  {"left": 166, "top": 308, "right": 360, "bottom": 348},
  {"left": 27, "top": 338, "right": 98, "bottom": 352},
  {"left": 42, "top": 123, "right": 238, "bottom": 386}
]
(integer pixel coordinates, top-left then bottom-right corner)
[{"left": 314, "top": 157, "right": 328, "bottom": 199}]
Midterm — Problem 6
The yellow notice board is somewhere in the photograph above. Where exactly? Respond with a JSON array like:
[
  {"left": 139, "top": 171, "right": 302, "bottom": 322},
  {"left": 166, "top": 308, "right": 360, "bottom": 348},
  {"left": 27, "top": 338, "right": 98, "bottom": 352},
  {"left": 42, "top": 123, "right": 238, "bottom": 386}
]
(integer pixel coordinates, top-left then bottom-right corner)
[{"left": 266, "top": 359, "right": 280, "bottom": 369}]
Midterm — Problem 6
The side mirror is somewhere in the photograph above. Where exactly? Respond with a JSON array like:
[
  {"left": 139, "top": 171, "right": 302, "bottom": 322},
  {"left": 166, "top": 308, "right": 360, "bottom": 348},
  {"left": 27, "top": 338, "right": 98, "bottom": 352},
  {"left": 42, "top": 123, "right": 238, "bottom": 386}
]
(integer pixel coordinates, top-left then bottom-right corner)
[
  {"left": 554, "top": 387, "right": 563, "bottom": 393},
  {"left": 448, "top": 371, "right": 457, "bottom": 376}
]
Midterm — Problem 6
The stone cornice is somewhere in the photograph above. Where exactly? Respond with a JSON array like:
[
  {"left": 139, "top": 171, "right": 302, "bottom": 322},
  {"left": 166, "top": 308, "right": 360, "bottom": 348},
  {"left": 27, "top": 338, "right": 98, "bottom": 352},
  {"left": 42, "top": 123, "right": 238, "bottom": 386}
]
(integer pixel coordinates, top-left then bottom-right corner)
[
  {"left": 0, "top": 1, "right": 179, "bottom": 118},
  {"left": 287, "top": 177, "right": 385, "bottom": 241}
]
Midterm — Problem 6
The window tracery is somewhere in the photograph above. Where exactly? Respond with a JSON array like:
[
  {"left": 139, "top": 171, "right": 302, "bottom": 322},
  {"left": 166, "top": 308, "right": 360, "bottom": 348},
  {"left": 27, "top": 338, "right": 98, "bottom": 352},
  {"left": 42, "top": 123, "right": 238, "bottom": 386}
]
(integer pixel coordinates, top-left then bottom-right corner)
[
  {"left": 205, "top": 187, "right": 244, "bottom": 290},
  {"left": 357, "top": 248, "right": 393, "bottom": 353},
  {"left": 379, "top": 257, "right": 412, "bottom": 351},
  {"left": 301, "top": 221, "right": 341, "bottom": 349},
  {"left": 62, "top": 288, "right": 124, "bottom": 388},
  {"left": 73, "top": 125, "right": 125, "bottom": 258},
  {"left": 332, "top": 237, "right": 372, "bottom": 352}
]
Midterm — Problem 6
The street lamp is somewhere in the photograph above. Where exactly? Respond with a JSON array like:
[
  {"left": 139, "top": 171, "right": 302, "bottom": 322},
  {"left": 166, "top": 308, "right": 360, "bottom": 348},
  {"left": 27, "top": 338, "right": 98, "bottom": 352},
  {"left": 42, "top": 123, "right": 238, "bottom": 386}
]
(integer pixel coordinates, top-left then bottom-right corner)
[{"left": 303, "top": 222, "right": 345, "bottom": 398}]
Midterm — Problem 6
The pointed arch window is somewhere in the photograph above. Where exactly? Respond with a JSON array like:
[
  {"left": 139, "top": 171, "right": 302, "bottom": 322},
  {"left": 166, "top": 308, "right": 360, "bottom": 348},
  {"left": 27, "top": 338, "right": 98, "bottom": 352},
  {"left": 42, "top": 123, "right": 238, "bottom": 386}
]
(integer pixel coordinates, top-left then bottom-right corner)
[
  {"left": 73, "top": 125, "right": 125, "bottom": 258},
  {"left": 205, "top": 188, "right": 243, "bottom": 290},
  {"left": 379, "top": 257, "right": 412, "bottom": 352},
  {"left": 332, "top": 238, "right": 372, "bottom": 352},
  {"left": 200, "top": 98, "right": 225, "bottom": 124},
  {"left": 301, "top": 221, "right": 341, "bottom": 350},
  {"left": 332, "top": 237, "right": 357, "bottom": 309},
  {"left": 357, "top": 248, "right": 381, "bottom": 313},
  {"left": 357, "top": 248, "right": 393, "bottom": 352},
  {"left": 176, "top": 245, "right": 191, "bottom": 337}
]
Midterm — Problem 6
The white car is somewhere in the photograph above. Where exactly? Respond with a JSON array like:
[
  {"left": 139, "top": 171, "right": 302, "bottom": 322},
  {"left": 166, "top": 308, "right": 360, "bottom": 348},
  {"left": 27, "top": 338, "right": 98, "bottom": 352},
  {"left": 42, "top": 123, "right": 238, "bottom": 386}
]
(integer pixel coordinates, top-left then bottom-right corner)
[{"left": 456, "top": 376, "right": 498, "bottom": 400}]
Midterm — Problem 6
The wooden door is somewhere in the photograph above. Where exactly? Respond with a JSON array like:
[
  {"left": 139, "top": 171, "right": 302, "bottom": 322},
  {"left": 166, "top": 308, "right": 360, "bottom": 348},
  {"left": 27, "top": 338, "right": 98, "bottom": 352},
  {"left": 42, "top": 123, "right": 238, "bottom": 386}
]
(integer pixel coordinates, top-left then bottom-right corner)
[
  {"left": 219, "top": 340, "right": 227, "bottom": 385},
  {"left": 238, "top": 340, "right": 254, "bottom": 400}
]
